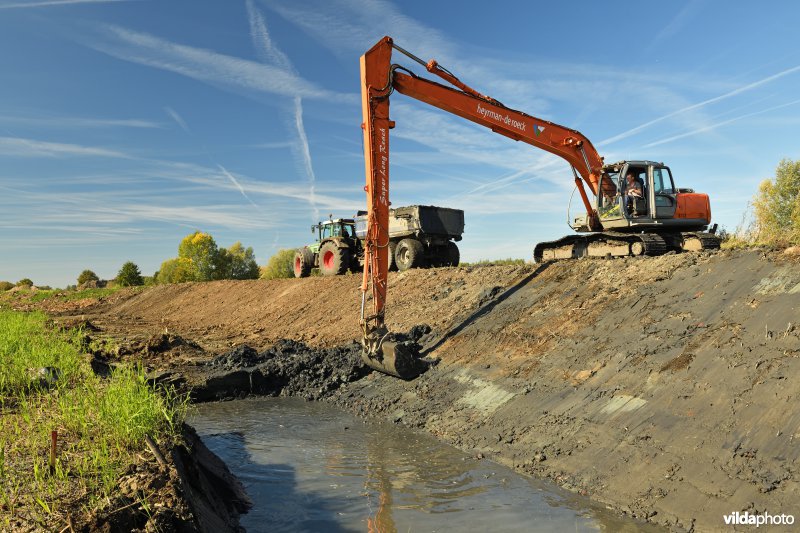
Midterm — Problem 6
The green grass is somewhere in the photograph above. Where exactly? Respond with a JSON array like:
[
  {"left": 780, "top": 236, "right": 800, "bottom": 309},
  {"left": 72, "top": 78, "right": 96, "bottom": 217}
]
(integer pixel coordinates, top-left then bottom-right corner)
[
  {"left": 0, "top": 309, "right": 188, "bottom": 529},
  {"left": 27, "top": 287, "right": 123, "bottom": 303}
]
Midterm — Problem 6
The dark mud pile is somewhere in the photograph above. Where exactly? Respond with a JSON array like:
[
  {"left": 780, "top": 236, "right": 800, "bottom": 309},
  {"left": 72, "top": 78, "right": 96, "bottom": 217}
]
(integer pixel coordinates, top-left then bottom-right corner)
[{"left": 193, "top": 339, "right": 371, "bottom": 402}]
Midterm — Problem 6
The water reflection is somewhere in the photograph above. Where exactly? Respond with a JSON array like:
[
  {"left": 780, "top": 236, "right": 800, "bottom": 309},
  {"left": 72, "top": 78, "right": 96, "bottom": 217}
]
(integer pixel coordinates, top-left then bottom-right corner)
[{"left": 189, "top": 397, "right": 660, "bottom": 532}]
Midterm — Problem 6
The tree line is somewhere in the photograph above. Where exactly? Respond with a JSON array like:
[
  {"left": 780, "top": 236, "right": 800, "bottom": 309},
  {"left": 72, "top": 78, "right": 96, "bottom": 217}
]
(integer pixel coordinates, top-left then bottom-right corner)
[
  {"left": 1, "top": 231, "right": 261, "bottom": 291},
  {"left": 72, "top": 231, "right": 260, "bottom": 287}
]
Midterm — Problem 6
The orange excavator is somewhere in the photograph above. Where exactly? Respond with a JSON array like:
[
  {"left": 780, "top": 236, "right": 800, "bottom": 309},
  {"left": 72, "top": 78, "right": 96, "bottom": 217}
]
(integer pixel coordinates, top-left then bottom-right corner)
[{"left": 358, "top": 36, "right": 720, "bottom": 378}]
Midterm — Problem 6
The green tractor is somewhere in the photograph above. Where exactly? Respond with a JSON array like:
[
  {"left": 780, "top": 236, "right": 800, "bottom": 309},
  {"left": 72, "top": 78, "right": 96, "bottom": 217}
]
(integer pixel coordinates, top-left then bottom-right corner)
[{"left": 294, "top": 218, "right": 362, "bottom": 278}]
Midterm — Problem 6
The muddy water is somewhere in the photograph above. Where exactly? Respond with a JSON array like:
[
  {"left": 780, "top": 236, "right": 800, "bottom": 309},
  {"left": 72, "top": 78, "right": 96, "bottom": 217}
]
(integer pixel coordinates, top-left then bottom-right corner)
[{"left": 189, "top": 398, "right": 659, "bottom": 532}]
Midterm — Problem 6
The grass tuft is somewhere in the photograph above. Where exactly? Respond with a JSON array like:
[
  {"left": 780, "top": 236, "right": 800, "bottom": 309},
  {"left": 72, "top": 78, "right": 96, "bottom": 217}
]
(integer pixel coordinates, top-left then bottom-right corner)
[{"left": 0, "top": 309, "right": 187, "bottom": 527}]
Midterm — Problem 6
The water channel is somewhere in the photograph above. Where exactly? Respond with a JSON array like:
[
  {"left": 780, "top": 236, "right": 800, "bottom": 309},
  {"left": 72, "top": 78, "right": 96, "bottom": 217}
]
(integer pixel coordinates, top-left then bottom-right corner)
[{"left": 189, "top": 397, "right": 660, "bottom": 532}]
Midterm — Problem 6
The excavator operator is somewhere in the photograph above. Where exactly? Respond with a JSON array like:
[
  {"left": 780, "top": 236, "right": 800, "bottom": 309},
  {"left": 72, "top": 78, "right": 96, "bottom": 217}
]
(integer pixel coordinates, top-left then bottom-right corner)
[{"left": 625, "top": 172, "right": 645, "bottom": 216}]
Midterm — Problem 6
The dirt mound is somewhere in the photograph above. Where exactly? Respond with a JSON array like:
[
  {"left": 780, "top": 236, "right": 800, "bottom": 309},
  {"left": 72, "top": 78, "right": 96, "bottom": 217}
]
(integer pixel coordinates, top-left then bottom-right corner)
[{"left": 77, "top": 265, "right": 531, "bottom": 351}]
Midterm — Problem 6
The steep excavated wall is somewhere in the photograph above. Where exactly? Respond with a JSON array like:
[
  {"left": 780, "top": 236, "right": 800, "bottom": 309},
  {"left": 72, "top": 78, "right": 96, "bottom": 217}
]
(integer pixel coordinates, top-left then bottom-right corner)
[{"left": 330, "top": 250, "right": 800, "bottom": 531}]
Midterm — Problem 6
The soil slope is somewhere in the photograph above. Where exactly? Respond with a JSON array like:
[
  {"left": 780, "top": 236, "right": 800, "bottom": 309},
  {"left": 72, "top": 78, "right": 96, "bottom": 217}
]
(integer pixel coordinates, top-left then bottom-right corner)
[{"left": 61, "top": 250, "right": 800, "bottom": 531}]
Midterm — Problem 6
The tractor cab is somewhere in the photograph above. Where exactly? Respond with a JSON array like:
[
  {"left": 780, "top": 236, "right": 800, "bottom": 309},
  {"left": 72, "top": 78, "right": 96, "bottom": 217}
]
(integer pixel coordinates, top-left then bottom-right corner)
[
  {"left": 316, "top": 219, "right": 355, "bottom": 241},
  {"left": 309, "top": 218, "right": 357, "bottom": 254}
]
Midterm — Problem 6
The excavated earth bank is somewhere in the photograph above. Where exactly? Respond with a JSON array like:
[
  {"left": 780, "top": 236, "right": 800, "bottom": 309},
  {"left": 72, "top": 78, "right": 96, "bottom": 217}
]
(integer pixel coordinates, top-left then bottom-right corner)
[{"left": 54, "top": 249, "right": 800, "bottom": 532}]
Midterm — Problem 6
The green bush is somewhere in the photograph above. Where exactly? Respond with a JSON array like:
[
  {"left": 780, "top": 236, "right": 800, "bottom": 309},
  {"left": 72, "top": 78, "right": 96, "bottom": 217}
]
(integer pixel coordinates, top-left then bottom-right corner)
[
  {"left": 116, "top": 261, "right": 144, "bottom": 287},
  {"left": 157, "top": 231, "right": 263, "bottom": 284},
  {"left": 0, "top": 281, "right": 13, "bottom": 291},
  {"left": 178, "top": 232, "right": 219, "bottom": 281},
  {"left": 220, "top": 242, "right": 260, "bottom": 280},
  {"left": 260, "top": 249, "right": 296, "bottom": 280},
  {"left": 77, "top": 269, "right": 99, "bottom": 286},
  {"left": 16, "top": 278, "right": 33, "bottom": 288},
  {"left": 752, "top": 158, "right": 800, "bottom": 246},
  {"left": 157, "top": 257, "right": 197, "bottom": 284}
]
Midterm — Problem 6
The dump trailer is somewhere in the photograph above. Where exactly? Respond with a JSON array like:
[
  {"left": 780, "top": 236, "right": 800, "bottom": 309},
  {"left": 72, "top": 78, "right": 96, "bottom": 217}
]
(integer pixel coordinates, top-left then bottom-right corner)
[
  {"left": 355, "top": 205, "right": 464, "bottom": 271},
  {"left": 293, "top": 205, "right": 464, "bottom": 277}
]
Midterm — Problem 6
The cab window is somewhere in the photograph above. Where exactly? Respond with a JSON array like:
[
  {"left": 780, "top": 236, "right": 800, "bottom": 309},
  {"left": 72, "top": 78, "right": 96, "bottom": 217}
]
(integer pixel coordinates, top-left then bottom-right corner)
[
  {"left": 653, "top": 168, "right": 675, "bottom": 194},
  {"left": 598, "top": 171, "right": 621, "bottom": 218}
]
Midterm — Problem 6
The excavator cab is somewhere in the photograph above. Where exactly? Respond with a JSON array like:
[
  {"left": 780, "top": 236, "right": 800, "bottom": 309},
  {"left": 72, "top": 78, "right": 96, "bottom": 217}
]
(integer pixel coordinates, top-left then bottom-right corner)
[{"left": 594, "top": 161, "right": 694, "bottom": 228}]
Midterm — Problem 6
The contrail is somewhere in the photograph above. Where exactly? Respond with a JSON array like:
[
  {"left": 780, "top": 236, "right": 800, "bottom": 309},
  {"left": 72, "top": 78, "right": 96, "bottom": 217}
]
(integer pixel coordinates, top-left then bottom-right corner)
[
  {"left": 642, "top": 97, "right": 800, "bottom": 148},
  {"left": 246, "top": 0, "right": 291, "bottom": 70},
  {"left": 291, "top": 96, "right": 319, "bottom": 220},
  {"left": 164, "top": 106, "right": 189, "bottom": 133},
  {"left": 0, "top": 0, "right": 130, "bottom": 8},
  {"left": 245, "top": 0, "right": 319, "bottom": 221},
  {"left": 218, "top": 164, "right": 258, "bottom": 207},
  {"left": 601, "top": 64, "right": 800, "bottom": 146}
]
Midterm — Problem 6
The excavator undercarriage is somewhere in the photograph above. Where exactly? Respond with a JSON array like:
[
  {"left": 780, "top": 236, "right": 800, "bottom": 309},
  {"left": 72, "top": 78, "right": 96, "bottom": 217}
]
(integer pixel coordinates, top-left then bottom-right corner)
[{"left": 534, "top": 231, "right": 721, "bottom": 262}]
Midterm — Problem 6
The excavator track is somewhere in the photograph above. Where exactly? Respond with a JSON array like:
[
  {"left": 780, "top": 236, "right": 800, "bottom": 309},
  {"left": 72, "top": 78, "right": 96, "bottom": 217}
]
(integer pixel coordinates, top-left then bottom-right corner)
[
  {"left": 533, "top": 230, "right": 724, "bottom": 263},
  {"left": 679, "top": 232, "right": 722, "bottom": 252},
  {"left": 534, "top": 232, "right": 668, "bottom": 263}
]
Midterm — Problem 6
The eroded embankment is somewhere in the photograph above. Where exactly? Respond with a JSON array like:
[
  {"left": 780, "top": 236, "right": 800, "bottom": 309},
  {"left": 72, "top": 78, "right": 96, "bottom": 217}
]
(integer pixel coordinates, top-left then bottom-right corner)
[{"left": 69, "top": 250, "right": 800, "bottom": 532}]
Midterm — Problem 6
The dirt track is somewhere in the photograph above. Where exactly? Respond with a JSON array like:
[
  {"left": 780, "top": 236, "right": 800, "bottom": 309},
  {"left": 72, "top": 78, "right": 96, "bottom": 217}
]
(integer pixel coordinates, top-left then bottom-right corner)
[{"left": 59, "top": 249, "right": 800, "bottom": 531}]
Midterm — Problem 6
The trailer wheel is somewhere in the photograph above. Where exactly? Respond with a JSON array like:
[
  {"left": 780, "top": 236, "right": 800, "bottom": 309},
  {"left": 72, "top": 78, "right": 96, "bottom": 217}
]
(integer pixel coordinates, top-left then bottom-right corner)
[
  {"left": 319, "top": 242, "right": 350, "bottom": 276},
  {"left": 445, "top": 242, "right": 460, "bottom": 267},
  {"left": 388, "top": 241, "right": 398, "bottom": 271},
  {"left": 293, "top": 248, "right": 313, "bottom": 278},
  {"left": 395, "top": 238, "right": 425, "bottom": 271}
]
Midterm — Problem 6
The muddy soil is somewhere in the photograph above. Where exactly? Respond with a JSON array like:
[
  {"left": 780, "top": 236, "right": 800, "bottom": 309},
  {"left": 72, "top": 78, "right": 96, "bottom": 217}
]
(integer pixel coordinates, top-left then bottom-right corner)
[{"left": 55, "top": 250, "right": 800, "bottom": 532}]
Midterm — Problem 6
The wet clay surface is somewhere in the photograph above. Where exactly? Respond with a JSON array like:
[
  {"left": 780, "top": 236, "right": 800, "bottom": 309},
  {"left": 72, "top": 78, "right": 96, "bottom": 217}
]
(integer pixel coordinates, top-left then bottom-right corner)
[{"left": 52, "top": 249, "right": 800, "bottom": 532}]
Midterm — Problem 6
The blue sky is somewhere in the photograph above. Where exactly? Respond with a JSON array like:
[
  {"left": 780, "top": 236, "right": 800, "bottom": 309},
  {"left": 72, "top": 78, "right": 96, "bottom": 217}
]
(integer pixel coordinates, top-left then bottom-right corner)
[{"left": 1, "top": 0, "right": 799, "bottom": 288}]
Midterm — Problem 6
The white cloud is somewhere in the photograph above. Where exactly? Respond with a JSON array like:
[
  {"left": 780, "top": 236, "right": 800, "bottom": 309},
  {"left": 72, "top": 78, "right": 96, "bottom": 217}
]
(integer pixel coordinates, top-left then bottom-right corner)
[
  {"left": 0, "top": 136, "right": 128, "bottom": 158},
  {"left": 0, "top": 114, "right": 160, "bottom": 129},
  {"left": 88, "top": 24, "right": 353, "bottom": 102}
]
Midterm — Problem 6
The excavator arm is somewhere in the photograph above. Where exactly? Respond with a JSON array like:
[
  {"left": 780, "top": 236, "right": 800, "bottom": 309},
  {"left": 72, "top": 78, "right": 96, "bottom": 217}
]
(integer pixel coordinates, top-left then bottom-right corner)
[{"left": 359, "top": 36, "right": 609, "bottom": 378}]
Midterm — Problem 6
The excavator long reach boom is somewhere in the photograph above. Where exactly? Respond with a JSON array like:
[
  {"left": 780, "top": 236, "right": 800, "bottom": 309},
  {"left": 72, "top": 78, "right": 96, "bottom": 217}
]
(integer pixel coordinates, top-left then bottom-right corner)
[
  {"left": 358, "top": 36, "right": 715, "bottom": 378},
  {"left": 358, "top": 36, "right": 606, "bottom": 378}
]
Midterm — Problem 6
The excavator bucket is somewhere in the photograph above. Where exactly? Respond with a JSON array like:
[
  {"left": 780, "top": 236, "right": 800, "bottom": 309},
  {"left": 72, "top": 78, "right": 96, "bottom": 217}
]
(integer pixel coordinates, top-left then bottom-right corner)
[{"left": 361, "top": 341, "right": 424, "bottom": 380}]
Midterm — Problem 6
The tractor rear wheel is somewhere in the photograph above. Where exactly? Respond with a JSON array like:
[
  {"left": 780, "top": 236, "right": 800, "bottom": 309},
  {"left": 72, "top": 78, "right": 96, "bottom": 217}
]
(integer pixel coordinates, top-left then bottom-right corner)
[
  {"left": 388, "top": 241, "right": 398, "bottom": 271},
  {"left": 445, "top": 242, "right": 460, "bottom": 266},
  {"left": 293, "top": 248, "right": 313, "bottom": 278},
  {"left": 395, "top": 238, "right": 425, "bottom": 271},
  {"left": 319, "top": 242, "right": 350, "bottom": 276}
]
